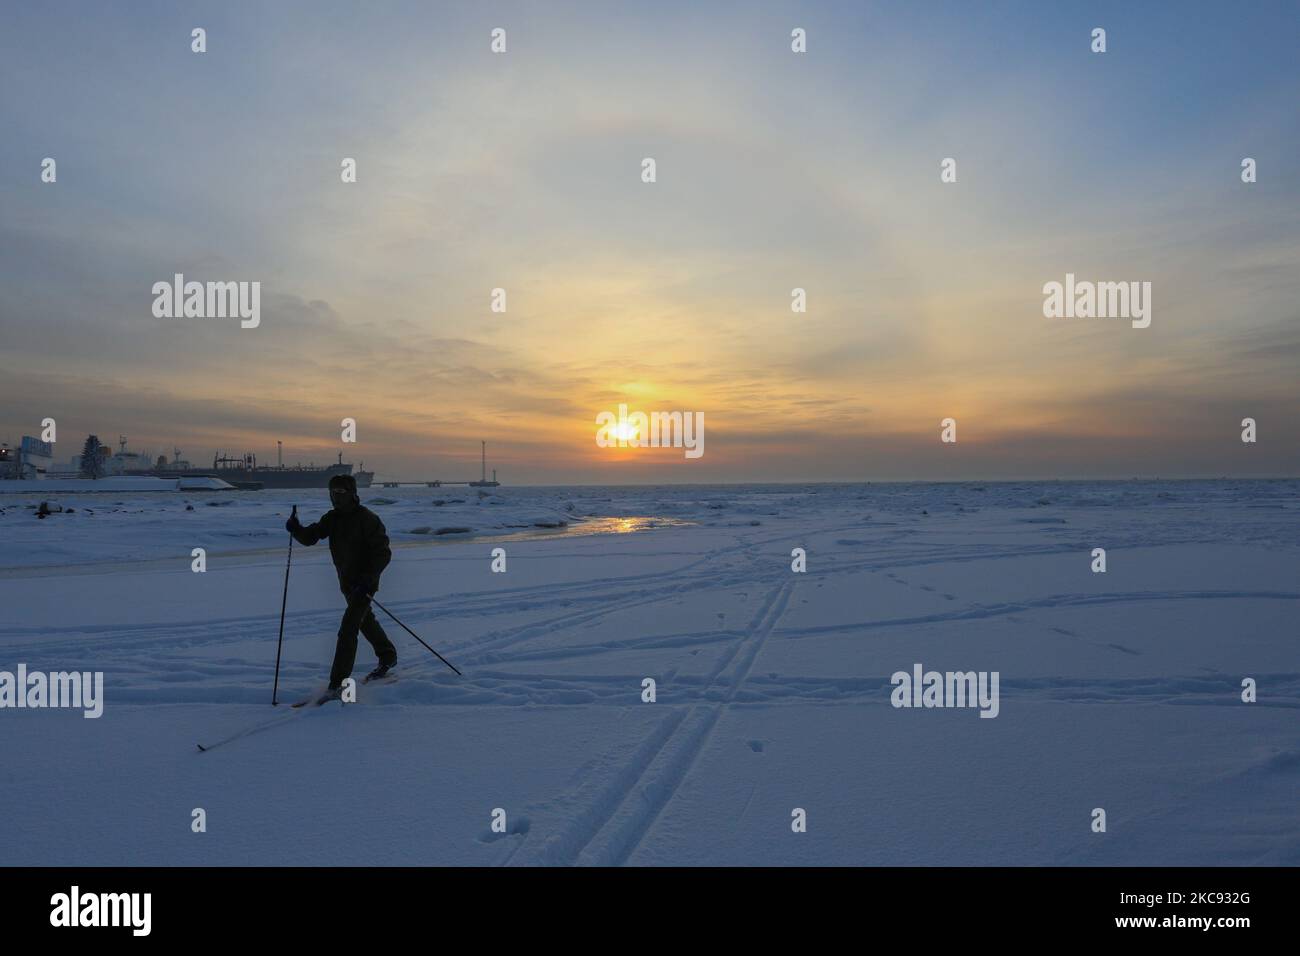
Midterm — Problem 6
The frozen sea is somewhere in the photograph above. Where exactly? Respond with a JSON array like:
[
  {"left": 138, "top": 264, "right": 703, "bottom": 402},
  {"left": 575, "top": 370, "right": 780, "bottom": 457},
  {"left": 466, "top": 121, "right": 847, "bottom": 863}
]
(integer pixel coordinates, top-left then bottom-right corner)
[{"left": 1, "top": 480, "right": 1297, "bottom": 865}]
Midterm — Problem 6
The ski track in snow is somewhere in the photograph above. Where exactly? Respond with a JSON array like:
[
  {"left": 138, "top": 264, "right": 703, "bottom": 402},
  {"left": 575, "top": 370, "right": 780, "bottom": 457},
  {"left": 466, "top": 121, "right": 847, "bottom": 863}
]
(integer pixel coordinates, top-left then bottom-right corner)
[{"left": 2, "top": 481, "right": 1299, "bottom": 865}]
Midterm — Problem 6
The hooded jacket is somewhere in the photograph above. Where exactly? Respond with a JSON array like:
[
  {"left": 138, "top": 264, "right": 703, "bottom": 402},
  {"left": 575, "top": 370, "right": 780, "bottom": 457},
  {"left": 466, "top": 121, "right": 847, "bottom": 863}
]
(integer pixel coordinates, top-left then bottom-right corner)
[{"left": 290, "top": 503, "right": 392, "bottom": 595}]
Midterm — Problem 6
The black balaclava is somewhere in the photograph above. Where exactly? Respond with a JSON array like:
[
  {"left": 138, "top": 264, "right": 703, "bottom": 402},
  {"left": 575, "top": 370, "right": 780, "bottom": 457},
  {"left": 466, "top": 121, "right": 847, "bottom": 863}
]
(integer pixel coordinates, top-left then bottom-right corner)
[{"left": 328, "top": 474, "right": 360, "bottom": 513}]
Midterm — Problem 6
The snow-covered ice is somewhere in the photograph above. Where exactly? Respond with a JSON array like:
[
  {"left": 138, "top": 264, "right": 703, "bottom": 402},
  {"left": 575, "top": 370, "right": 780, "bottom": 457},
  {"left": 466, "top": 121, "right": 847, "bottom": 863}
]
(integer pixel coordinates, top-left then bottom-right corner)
[{"left": 1, "top": 480, "right": 1296, "bottom": 865}]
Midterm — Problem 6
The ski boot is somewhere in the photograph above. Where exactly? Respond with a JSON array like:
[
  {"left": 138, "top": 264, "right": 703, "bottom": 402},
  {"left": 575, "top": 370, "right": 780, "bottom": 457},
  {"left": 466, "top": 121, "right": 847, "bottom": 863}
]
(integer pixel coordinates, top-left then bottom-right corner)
[{"left": 363, "top": 660, "right": 396, "bottom": 684}]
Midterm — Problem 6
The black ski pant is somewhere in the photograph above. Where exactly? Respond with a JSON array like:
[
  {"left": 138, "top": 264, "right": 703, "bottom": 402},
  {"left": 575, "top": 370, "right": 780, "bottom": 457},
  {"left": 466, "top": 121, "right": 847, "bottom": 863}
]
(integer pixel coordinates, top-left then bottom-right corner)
[{"left": 330, "top": 593, "right": 397, "bottom": 689}]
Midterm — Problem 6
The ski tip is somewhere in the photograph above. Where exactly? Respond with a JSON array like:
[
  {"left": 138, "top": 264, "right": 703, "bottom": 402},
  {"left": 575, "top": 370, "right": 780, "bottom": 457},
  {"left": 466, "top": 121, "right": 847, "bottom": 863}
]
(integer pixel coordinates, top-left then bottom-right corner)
[{"left": 196, "top": 743, "right": 207, "bottom": 752}]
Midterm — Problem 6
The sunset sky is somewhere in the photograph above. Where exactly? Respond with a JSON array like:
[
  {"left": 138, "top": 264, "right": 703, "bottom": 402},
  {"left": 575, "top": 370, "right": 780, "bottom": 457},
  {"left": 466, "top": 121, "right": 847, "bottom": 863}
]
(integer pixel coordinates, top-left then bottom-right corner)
[{"left": 2, "top": 1, "right": 1298, "bottom": 483}]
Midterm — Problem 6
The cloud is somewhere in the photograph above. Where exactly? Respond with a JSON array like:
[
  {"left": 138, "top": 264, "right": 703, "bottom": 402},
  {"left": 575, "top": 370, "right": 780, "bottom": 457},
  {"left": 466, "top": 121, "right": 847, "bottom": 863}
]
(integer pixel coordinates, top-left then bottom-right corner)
[{"left": 1, "top": 2, "right": 1298, "bottom": 481}]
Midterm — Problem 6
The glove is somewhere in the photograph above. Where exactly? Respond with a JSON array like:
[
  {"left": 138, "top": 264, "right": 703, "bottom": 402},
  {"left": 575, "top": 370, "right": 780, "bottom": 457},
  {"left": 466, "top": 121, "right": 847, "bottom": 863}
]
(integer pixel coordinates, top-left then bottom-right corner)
[
  {"left": 285, "top": 514, "right": 301, "bottom": 533},
  {"left": 349, "top": 581, "right": 375, "bottom": 603}
]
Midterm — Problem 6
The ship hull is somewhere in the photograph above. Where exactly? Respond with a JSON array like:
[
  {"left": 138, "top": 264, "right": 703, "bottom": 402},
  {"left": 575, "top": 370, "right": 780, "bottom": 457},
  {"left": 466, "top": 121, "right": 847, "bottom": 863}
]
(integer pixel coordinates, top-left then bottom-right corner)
[{"left": 143, "top": 465, "right": 373, "bottom": 489}]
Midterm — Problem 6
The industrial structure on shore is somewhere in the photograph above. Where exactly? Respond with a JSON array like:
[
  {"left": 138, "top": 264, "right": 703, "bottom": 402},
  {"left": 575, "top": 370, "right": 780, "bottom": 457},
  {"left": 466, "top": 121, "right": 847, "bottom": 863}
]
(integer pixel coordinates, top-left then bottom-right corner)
[
  {"left": 379, "top": 440, "right": 501, "bottom": 488},
  {"left": 2, "top": 435, "right": 372, "bottom": 489},
  {"left": 3, "top": 434, "right": 503, "bottom": 490}
]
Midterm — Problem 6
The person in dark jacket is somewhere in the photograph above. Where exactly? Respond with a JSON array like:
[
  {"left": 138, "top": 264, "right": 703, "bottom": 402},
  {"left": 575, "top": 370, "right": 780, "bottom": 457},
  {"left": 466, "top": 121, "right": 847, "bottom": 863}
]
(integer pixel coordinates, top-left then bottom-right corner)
[{"left": 286, "top": 473, "right": 397, "bottom": 692}]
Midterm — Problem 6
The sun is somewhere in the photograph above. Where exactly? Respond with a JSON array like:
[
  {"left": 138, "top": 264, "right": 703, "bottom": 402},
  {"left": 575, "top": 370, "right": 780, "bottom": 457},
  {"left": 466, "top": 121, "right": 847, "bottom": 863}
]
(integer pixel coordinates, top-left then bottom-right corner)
[{"left": 613, "top": 422, "right": 639, "bottom": 442}]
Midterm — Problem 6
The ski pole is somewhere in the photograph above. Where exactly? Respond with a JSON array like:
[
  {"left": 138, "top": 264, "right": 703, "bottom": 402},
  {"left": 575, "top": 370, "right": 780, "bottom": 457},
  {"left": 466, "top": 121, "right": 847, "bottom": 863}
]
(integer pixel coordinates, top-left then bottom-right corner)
[
  {"left": 272, "top": 504, "right": 296, "bottom": 705},
  {"left": 369, "top": 595, "right": 462, "bottom": 676}
]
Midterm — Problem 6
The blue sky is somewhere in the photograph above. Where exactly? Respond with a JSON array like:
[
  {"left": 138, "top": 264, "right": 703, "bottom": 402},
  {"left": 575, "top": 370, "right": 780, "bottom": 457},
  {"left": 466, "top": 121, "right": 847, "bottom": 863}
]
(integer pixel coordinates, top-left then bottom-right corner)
[{"left": 2, "top": 1, "right": 1298, "bottom": 482}]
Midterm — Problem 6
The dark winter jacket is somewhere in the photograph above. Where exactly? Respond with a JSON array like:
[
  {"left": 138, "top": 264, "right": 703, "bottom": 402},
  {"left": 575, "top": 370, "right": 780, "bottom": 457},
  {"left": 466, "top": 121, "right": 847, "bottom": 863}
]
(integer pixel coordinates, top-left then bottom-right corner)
[{"left": 290, "top": 505, "right": 392, "bottom": 596}]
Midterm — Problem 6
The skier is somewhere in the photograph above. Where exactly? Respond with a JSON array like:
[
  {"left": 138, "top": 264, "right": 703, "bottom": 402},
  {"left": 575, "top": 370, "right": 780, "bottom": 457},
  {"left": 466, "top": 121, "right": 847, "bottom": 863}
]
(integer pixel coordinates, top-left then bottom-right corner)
[{"left": 286, "top": 473, "right": 396, "bottom": 699}]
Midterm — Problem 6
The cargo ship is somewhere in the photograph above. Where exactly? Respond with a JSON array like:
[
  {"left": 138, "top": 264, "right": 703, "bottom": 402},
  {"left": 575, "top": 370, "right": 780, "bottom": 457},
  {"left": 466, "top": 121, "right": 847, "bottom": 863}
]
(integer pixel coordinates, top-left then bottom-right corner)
[
  {"left": 79, "top": 438, "right": 373, "bottom": 489},
  {"left": 36, "top": 437, "right": 372, "bottom": 489},
  {"left": 153, "top": 447, "right": 373, "bottom": 489}
]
